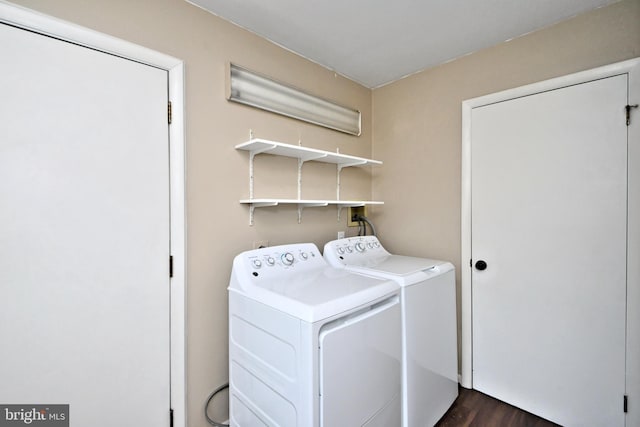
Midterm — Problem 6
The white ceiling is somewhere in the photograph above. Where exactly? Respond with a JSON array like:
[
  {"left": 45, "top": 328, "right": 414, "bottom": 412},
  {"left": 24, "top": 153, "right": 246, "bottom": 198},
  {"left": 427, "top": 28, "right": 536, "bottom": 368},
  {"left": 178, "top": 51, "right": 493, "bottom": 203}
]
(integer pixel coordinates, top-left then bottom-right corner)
[{"left": 188, "top": 0, "right": 619, "bottom": 88}]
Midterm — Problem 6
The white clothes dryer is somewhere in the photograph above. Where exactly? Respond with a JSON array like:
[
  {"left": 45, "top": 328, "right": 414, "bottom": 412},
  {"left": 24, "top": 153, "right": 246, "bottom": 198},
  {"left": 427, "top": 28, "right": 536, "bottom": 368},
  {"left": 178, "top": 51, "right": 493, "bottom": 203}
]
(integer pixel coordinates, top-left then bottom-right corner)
[
  {"left": 324, "top": 236, "right": 458, "bottom": 427},
  {"left": 228, "top": 243, "right": 402, "bottom": 427}
]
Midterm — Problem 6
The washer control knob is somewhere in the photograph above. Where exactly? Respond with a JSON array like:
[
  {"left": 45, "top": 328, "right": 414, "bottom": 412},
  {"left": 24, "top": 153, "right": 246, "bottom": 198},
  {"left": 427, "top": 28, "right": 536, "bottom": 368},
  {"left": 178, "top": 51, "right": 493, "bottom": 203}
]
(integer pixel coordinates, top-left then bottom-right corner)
[
  {"left": 355, "top": 242, "right": 366, "bottom": 252},
  {"left": 281, "top": 252, "right": 295, "bottom": 266},
  {"left": 337, "top": 247, "right": 345, "bottom": 255},
  {"left": 300, "top": 251, "right": 308, "bottom": 260},
  {"left": 367, "top": 242, "right": 374, "bottom": 248},
  {"left": 252, "top": 259, "right": 262, "bottom": 269},
  {"left": 346, "top": 246, "right": 353, "bottom": 253},
  {"left": 266, "top": 256, "right": 276, "bottom": 266}
]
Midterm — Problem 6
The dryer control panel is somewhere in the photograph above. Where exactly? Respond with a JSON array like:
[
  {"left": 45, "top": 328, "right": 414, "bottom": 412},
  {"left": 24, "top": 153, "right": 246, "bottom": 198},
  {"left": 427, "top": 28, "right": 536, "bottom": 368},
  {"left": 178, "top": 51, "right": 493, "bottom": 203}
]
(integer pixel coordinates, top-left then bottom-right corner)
[{"left": 233, "top": 242, "right": 325, "bottom": 282}]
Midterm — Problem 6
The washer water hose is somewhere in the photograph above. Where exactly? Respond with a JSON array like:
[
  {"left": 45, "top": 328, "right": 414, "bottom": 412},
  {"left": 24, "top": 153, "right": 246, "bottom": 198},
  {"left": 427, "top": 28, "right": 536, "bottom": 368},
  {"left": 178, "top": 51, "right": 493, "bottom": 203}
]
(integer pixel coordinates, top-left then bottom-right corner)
[
  {"left": 205, "top": 383, "right": 229, "bottom": 427},
  {"left": 356, "top": 214, "right": 377, "bottom": 237}
]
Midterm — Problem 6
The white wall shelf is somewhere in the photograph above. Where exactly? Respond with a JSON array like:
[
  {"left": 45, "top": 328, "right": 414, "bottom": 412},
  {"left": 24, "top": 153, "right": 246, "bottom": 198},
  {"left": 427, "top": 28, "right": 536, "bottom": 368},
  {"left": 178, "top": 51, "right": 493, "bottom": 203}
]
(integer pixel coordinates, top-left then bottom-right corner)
[
  {"left": 235, "top": 139, "right": 382, "bottom": 167},
  {"left": 236, "top": 138, "right": 383, "bottom": 224}
]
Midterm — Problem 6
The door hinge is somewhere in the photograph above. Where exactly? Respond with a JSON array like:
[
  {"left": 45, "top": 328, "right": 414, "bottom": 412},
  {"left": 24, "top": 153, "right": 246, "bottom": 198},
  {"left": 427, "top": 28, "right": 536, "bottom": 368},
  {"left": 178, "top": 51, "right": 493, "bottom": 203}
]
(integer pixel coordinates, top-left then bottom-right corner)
[
  {"left": 626, "top": 104, "right": 638, "bottom": 126},
  {"left": 170, "top": 408, "right": 174, "bottom": 427},
  {"left": 624, "top": 395, "right": 628, "bottom": 413},
  {"left": 168, "top": 101, "right": 173, "bottom": 125},
  {"left": 470, "top": 259, "right": 472, "bottom": 268},
  {"left": 169, "top": 255, "right": 174, "bottom": 278}
]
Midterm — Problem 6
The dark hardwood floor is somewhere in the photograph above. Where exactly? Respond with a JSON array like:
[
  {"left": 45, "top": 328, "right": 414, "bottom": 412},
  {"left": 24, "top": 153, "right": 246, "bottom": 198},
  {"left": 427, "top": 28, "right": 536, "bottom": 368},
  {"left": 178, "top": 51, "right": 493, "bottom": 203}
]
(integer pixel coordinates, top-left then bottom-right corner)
[{"left": 435, "top": 387, "right": 561, "bottom": 427}]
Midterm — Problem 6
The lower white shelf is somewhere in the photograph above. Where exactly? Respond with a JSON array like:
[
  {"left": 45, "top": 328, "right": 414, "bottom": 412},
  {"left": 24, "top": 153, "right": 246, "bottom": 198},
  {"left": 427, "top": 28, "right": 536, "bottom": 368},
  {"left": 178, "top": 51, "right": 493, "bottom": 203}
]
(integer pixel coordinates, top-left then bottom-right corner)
[{"left": 240, "top": 199, "right": 383, "bottom": 225}]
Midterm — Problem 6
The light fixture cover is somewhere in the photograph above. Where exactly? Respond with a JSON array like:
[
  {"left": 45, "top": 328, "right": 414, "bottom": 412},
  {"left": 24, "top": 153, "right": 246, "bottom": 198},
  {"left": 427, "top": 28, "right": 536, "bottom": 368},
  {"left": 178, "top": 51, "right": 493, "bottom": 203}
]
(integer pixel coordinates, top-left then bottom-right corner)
[{"left": 226, "top": 63, "right": 361, "bottom": 136}]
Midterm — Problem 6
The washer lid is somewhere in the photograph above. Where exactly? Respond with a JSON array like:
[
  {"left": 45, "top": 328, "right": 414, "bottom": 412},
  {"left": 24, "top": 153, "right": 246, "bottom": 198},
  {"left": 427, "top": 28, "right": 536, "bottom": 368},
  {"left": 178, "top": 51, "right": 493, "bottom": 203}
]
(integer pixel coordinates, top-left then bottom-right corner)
[
  {"left": 343, "top": 255, "right": 454, "bottom": 287},
  {"left": 323, "top": 237, "right": 452, "bottom": 285},
  {"left": 353, "top": 254, "right": 442, "bottom": 276}
]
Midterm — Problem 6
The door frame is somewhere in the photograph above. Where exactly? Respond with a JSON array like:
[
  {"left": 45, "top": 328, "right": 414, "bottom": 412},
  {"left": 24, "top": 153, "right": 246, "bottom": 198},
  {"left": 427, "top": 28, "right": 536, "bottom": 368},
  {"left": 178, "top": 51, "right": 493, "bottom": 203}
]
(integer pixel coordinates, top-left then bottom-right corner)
[
  {"left": 461, "top": 57, "right": 640, "bottom": 422},
  {"left": 0, "top": 2, "right": 187, "bottom": 426}
]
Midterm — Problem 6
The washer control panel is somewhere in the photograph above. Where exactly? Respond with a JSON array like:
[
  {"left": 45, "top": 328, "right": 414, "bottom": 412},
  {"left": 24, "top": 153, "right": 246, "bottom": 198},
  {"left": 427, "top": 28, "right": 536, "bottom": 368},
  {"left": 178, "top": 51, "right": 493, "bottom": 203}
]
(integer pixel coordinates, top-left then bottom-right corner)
[{"left": 324, "top": 236, "right": 390, "bottom": 267}]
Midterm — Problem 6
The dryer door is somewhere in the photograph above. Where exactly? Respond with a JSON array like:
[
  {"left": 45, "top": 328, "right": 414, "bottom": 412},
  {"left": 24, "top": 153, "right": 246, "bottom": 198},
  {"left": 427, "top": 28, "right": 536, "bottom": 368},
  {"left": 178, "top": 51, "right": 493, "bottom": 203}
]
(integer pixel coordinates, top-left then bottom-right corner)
[{"left": 319, "top": 296, "right": 401, "bottom": 426}]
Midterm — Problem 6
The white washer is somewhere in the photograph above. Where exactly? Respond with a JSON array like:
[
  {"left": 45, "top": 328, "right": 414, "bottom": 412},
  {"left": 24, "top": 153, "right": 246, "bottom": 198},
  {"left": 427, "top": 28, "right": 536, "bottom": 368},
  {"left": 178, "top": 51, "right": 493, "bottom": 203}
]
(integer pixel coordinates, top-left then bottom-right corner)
[
  {"left": 228, "top": 243, "right": 402, "bottom": 427},
  {"left": 324, "top": 236, "right": 458, "bottom": 427}
]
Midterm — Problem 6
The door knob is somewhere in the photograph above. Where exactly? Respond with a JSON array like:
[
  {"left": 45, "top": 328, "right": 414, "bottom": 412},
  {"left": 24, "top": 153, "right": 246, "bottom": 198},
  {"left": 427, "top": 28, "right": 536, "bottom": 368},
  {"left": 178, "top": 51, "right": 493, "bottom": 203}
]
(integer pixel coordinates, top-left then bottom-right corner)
[{"left": 475, "top": 260, "right": 487, "bottom": 271}]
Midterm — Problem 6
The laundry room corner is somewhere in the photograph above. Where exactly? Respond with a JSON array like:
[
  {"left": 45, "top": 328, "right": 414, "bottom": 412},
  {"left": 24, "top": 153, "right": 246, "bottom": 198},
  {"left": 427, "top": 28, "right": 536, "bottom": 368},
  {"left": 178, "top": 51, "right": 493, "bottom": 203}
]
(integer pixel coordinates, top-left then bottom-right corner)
[{"left": 6, "top": 0, "right": 640, "bottom": 425}]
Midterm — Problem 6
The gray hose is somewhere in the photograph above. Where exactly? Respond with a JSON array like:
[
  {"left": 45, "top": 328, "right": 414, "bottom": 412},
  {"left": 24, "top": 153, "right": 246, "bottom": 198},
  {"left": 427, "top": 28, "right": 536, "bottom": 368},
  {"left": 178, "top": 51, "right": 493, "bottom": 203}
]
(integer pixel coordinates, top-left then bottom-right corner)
[
  {"left": 205, "top": 383, "right": 229, "bottom": 427},
  {"left": 356, "top": 215, "right": 377, "bottom": 236}
]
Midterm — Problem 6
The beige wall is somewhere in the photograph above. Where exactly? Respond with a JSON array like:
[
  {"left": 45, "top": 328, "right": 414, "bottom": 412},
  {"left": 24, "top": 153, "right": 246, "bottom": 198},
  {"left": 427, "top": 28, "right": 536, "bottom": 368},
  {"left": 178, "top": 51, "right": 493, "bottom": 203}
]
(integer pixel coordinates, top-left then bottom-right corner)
[
  {"left": 7, "top": 0, "right": 640, "bottom": 425},
  {"left": 371, "top": 0, "right": 640, "bottom": 364},
  {"left": 8, "top": 0, "right": 372, "bottom": 425}
]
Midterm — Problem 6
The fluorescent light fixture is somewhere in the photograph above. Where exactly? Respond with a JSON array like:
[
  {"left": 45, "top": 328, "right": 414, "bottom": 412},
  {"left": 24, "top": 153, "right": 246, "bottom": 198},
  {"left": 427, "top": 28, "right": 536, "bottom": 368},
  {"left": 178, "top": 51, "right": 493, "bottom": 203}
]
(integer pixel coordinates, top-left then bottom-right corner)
[{"left": 227, "top": 63, "right": 361, "bottom": 136}]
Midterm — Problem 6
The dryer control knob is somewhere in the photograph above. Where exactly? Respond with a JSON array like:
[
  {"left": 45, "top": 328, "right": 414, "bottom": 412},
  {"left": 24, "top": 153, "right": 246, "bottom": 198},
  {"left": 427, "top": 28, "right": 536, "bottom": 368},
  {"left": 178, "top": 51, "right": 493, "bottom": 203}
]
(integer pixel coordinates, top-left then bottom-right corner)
[
  {"left": 252, "top": 259, "right": 262, "bottom": 269},
  {"left": 346, "top": 246, "right": 353, "bottom": 253},
  {"left": 281, "top": 252, "right": 295, "bottom": 266},
  {"left": 355, "top": 242, "right": 366, "bottom": 252},
  {"left": 337, "top": 247, "right": 345, "bottom": 255},
  {"left": 300, "top": 251, "right": 308, "bottom": 260},
  {"left": 266, "top": 256, "right": 275, "bottom": 266}
]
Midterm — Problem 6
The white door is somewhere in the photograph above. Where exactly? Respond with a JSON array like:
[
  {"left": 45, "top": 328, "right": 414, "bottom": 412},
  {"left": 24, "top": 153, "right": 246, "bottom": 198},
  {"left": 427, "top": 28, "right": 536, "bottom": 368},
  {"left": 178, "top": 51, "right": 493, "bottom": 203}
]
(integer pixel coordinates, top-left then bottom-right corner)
[
  {"left": 0, "top": 22, "right": 171, "bottom": 426},
  {"left": 471, "top": 75, "right": 627, "bottom": 426}
]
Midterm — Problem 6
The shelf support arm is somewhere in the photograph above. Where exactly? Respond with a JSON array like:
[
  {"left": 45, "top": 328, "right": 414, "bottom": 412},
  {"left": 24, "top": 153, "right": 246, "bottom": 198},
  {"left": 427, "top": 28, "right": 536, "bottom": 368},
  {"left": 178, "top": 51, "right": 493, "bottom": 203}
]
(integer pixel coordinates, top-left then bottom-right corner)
[
  {"left": 247, "top": 200, "right": 278, "bottom": 226},
  {"left": 298, "top": 158, "right": 304, "bottom": 200},
  {"left": 336, "top": 160, "right": 368, "bottom": 201},
  {"left": 298, "top": 202, "right": 329, "bottom": 224},
  {"left": 248, "top": 144, "right": 277, "bottom": 199},
  {"left": 336, "top": 164, "right": 344, "bottom": 201}
]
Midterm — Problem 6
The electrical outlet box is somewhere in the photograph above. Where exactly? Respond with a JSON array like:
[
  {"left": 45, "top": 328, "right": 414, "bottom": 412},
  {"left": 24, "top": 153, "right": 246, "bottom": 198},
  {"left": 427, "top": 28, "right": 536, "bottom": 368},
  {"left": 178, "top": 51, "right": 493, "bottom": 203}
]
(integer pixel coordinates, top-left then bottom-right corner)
[
  {"left": 347, "top": 206, "right": 367, "bottom": 227},
  {"left": 337, "top": 231, "right": 345, "bottom": 239},
  {"left": 253, "top": 240, "right": 269, "bottom": 249}
]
